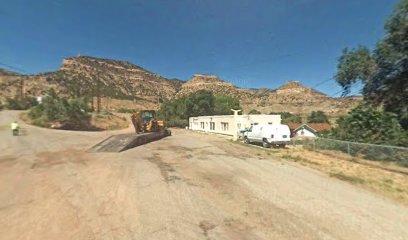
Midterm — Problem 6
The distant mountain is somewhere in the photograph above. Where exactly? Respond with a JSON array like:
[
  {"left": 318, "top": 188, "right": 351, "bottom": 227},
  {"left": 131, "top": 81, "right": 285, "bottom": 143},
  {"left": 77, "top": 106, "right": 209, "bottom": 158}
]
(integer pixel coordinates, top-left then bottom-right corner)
[
  {"left": 177, "top": 76, "right": 360, "bottom": 115},
  {"left": 0, "top": 56, "right": 361, "bottom": 115},
  {"left": 176, "top": 74, "right": 253, "bottom": 100}
]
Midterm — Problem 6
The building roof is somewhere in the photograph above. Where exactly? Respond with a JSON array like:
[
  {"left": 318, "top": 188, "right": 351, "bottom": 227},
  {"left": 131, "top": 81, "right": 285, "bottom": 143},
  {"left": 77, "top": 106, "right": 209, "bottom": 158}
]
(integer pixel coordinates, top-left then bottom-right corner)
[{"left": 287, "top": 123, "right": 332, "bottom": 133}]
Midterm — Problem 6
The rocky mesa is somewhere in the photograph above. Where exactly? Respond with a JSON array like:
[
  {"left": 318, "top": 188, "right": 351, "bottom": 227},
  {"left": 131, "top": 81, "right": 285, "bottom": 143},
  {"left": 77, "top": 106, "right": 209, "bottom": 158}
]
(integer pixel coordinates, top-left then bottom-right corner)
[{"left": 0, "top": 56, "right": 361, "bottom": 115}]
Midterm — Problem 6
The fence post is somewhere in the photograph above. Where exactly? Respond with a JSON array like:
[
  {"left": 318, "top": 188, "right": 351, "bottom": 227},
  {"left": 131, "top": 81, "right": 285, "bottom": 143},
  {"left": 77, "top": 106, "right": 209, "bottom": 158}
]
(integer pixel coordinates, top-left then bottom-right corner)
[
  {"left": 313, "top": 138, "right": 316, "bottom": 151},
  {"left": 347, "top": 142, "right": 350, "bottom": 156}
]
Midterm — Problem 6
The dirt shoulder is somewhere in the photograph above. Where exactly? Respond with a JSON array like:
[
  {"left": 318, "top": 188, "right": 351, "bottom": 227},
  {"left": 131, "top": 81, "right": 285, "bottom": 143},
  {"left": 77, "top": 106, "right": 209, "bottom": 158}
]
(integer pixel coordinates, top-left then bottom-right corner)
[
  {"left": 215, "top": 132, "right": 408, "bottom": 206},
  {"left": 1, "top": 116, "right": 408, "bottom": 240}
]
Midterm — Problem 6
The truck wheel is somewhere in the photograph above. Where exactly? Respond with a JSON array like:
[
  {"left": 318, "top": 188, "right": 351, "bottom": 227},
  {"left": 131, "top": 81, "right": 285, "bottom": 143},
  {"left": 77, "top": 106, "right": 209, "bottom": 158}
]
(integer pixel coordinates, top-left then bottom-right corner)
[
  {"left": 262, "top": 139, "right": 270, "bottom": 148},
  {"left": 244, "top": 137, "right": 250, "bottom": 144}
]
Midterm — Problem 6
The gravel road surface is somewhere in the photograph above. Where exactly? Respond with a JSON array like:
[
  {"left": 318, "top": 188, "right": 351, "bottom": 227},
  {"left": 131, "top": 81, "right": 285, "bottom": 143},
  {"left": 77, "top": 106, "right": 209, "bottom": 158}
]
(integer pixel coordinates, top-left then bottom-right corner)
[{"left": 1, "top": 110, "right": 407, "bottom": 240}]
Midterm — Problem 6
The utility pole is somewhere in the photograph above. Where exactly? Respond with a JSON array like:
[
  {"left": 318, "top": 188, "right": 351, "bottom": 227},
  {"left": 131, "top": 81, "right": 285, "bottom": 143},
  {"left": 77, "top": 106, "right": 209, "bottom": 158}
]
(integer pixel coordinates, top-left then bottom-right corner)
[
  {"left": 18, "top": 76, "right": 25, "bottom": 101},
  {"left": 96, "top": 80, "right": 101, "bottom": 113}
]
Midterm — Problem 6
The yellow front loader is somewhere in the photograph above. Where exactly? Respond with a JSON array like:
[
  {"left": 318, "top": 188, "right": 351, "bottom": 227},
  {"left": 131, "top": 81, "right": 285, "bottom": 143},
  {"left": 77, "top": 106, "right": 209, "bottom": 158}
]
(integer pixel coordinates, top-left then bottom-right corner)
[{"left": 130, "top": 110, "right": 169, "bottom": 135}]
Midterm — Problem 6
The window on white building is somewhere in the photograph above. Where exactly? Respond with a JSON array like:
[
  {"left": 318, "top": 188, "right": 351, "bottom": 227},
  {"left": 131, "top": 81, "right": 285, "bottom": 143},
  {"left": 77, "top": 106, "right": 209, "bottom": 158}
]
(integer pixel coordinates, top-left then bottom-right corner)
[
  {"left": 200, "top": 122, "right": 205, "bottom": 129},
  {"left": 210, "top": 122, "right": 215, "bottom": 130},
  {"left": 221, "top": 122, "right": 229, "bottom": 131}
]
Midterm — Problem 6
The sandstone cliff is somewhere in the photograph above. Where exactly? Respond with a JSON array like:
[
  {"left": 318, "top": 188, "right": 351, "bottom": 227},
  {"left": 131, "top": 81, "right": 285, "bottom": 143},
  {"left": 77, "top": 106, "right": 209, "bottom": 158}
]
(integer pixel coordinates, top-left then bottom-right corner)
[{"left": 0, "top": 56, "right": 361, "bottom": 115}]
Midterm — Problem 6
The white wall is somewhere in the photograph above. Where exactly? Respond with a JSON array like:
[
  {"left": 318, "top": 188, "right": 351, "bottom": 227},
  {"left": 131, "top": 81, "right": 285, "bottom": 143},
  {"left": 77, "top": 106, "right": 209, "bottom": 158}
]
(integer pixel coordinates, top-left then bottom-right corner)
[
  {"left": 189, "top": 114, "right": 281, "bottom": 136},
  {"left": 294, "top": 128, "right": 316, "bottom": 138}
]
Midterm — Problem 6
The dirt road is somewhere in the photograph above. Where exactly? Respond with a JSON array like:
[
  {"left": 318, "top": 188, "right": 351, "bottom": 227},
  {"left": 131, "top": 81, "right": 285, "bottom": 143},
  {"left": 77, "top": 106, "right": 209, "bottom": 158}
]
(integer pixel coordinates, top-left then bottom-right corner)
[{"left": 1, "top": 110, "right": 408, "bottom": 240}]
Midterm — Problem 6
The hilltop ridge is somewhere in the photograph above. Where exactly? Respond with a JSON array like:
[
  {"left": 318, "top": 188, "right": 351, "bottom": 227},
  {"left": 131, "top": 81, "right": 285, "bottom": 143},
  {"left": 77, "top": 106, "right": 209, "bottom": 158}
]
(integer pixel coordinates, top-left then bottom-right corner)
[{"left": 0, "top": 56, "right": 360, "bottom": 115}]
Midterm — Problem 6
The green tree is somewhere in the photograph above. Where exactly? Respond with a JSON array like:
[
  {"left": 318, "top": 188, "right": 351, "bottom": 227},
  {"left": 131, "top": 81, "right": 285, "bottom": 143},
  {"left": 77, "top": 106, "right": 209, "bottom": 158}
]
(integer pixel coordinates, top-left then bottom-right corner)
[
  {"left": 307, "top": 111, "right": 329, "bottom": 123},
  {"left": 248, "top": 109, "right": 261, "bottom": 115},
  {"left": 185, "top": 90, "right": 215, "bottom": 117},
  {"left": 335, "top": 46, "right": 377, "bottom": 95},
  {"left": 335, "top": 0, "right": 408, "bottom": 129},
  {"left": 270, "top": 112, "right": 302, "bottom": 124},
  {"left": 5, "top": 97, "right": 38, "bottom": 110},
  {"left": 330, "top": 105, "right": 406, "bottom": 146},
  {"left": 213, "top": 95, "right": 241, "bottom": 115},
  {"left": 157, "top": 90, "right": 216, "bottom": 127},
  {"left": 28, "top": 89, "right": 91, "bottom": 129}
]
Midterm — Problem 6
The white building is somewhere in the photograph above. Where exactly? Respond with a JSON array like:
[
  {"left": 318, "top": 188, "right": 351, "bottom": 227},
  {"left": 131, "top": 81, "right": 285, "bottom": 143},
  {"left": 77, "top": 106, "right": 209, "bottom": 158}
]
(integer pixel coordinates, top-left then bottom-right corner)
[
  {"left": 36, "top": 96, "right": 43, "bottom": 104},
  {"left": 189, "top": 114, "right": 281, "bottom": 137},
  {"left": 287, "top": 123, "right": 332, "bottom": 138}
]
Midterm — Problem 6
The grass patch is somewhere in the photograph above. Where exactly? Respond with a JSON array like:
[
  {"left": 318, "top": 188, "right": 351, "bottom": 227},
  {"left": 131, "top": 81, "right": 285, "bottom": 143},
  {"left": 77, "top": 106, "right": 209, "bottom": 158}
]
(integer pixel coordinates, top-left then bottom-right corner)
[
  {"left": 397, "top": 161, "right": 408, "bottom": 168},
  {"left": 233, "top": 138, "right": 408, "bottom": 205},
  {"left": 281, "top": 154, "right": 304, "bottom": 162},
  {"left": 384, "top": 178, "right": 394, "bottom": 184},
  {"left": 329, "top": 172, "right": 365, "bottom": 184},
  {"left": 280, "top": 153, "right": 321, "bottom": 166}
]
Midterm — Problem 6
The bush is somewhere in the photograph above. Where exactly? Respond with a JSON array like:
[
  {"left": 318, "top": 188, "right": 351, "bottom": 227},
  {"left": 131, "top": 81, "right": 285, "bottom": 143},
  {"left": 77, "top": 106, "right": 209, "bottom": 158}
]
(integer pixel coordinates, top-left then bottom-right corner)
[
  {"left": 330, "top": 104, "right": 406, "bottom": 146},
  {"left": 28, "top": 89, "right": 91, "bottom": 130},
  {"left": 167, "top": 118, "right": 188, "bottom": 128},
  {"left": 5, "top": 97, "right": 38, "bottom": 110},
  {"left": 214, "top": 95, "right": 241, "bottom": 115},
  {"left": 157, "top": 91, "right": 241, "bottom": 127},
  {"left": 307, "top": 111, "right": 329, "bottom": 123},
  {"left": 248, "top": 109, "right": 261, "bottom": 115},
  {"left": 270, "top": 112, "right": 302, "bottom": 123}
]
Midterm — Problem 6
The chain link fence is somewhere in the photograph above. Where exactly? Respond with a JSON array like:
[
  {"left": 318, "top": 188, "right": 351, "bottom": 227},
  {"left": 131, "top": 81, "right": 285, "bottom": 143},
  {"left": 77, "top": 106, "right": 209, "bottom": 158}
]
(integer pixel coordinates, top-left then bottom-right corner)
[{"left": 292, "top": 138, "right": 408, "bottom": 167}]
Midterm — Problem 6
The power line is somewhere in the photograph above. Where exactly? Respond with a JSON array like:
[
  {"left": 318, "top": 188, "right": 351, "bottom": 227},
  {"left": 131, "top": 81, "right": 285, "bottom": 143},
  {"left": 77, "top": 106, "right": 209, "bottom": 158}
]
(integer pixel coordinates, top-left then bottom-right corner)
[
  {"left": 310, "top": 77, "right": 334, "bottom": 89},
  {"left": 330, "top": 89, "right": 345, "bottom": 98},
  {"left": 0, "top": 61, "right": 28, "bottom": 74}
]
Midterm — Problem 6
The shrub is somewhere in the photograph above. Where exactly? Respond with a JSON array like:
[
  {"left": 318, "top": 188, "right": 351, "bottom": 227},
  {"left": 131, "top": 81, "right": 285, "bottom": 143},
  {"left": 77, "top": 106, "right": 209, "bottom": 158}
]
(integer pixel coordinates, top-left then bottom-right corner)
[
  {"left": 330, "top": 104, "right": 406, "bottom": 146},
  {"left": 157, "top": 91, "right": 240, "bottom": 127},
  {"left": 5, "top": 97, "right": 38, "bottom": 110},
  {"left": 270, "top": 112, "right": 302, "bottom": 123},
  {"left": 248, "top": 109, "right": 261, "bottom": 115},
  {"left": 307, "top": 111, "right": 329, "bottom": 123},
  {"left": 28, "top": 89, "right": 91, "bottom": 130},
  {"left": 167, "top": 118, "right": 188, "bottom": 128}
]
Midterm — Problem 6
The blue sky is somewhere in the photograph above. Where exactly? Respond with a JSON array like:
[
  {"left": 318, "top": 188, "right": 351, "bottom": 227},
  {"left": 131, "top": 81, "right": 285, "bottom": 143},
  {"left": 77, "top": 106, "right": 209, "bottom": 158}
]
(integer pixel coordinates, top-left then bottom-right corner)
[{"left": 0, "top": 0, "right": 401, "bottom": 96}]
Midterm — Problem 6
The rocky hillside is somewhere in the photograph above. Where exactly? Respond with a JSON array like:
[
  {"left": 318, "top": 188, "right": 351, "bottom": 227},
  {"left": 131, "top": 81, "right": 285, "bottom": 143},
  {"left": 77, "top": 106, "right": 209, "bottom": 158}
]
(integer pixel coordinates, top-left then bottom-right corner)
[
  {"left": 0, "top": 56, "right": 184, "bottom": 109},
  {"left": 0, "top": 68, "right": 20, "bottom": 76},
  {"left": 0, "top": 56, "right": 361, "bottom": 115},
  {"left": 178, "top": 76, "right": 360, "bottom": 116},
  {"left": 177, "top": 74, "right": 253, "bottom": 100}
]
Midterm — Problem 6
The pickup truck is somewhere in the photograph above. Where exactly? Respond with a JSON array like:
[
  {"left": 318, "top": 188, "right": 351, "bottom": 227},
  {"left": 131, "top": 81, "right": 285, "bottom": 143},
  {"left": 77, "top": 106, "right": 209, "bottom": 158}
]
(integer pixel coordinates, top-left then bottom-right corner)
[{"left": 243, "top": 124, "right": 291, "bottom": 148}]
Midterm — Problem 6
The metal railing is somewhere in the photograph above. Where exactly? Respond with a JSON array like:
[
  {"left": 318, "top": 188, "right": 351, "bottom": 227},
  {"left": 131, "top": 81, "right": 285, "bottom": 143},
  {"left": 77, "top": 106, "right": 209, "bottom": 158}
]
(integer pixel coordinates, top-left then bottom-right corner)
[{"left": 292, "top": 137, "right": 408, "bottom": 167}]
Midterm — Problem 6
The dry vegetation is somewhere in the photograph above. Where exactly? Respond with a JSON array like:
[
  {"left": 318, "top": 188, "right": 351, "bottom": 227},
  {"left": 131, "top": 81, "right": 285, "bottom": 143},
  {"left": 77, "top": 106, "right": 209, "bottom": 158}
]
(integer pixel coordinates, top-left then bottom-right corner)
[
  {"left": 233, "top": 140, "right": 408, "bottom": 205},
  {"left": 20, "top": 111, "right": 129, "bottom": 131},
  {"left": 90, "top": 112, "right": 129, "bottom": 130}
]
